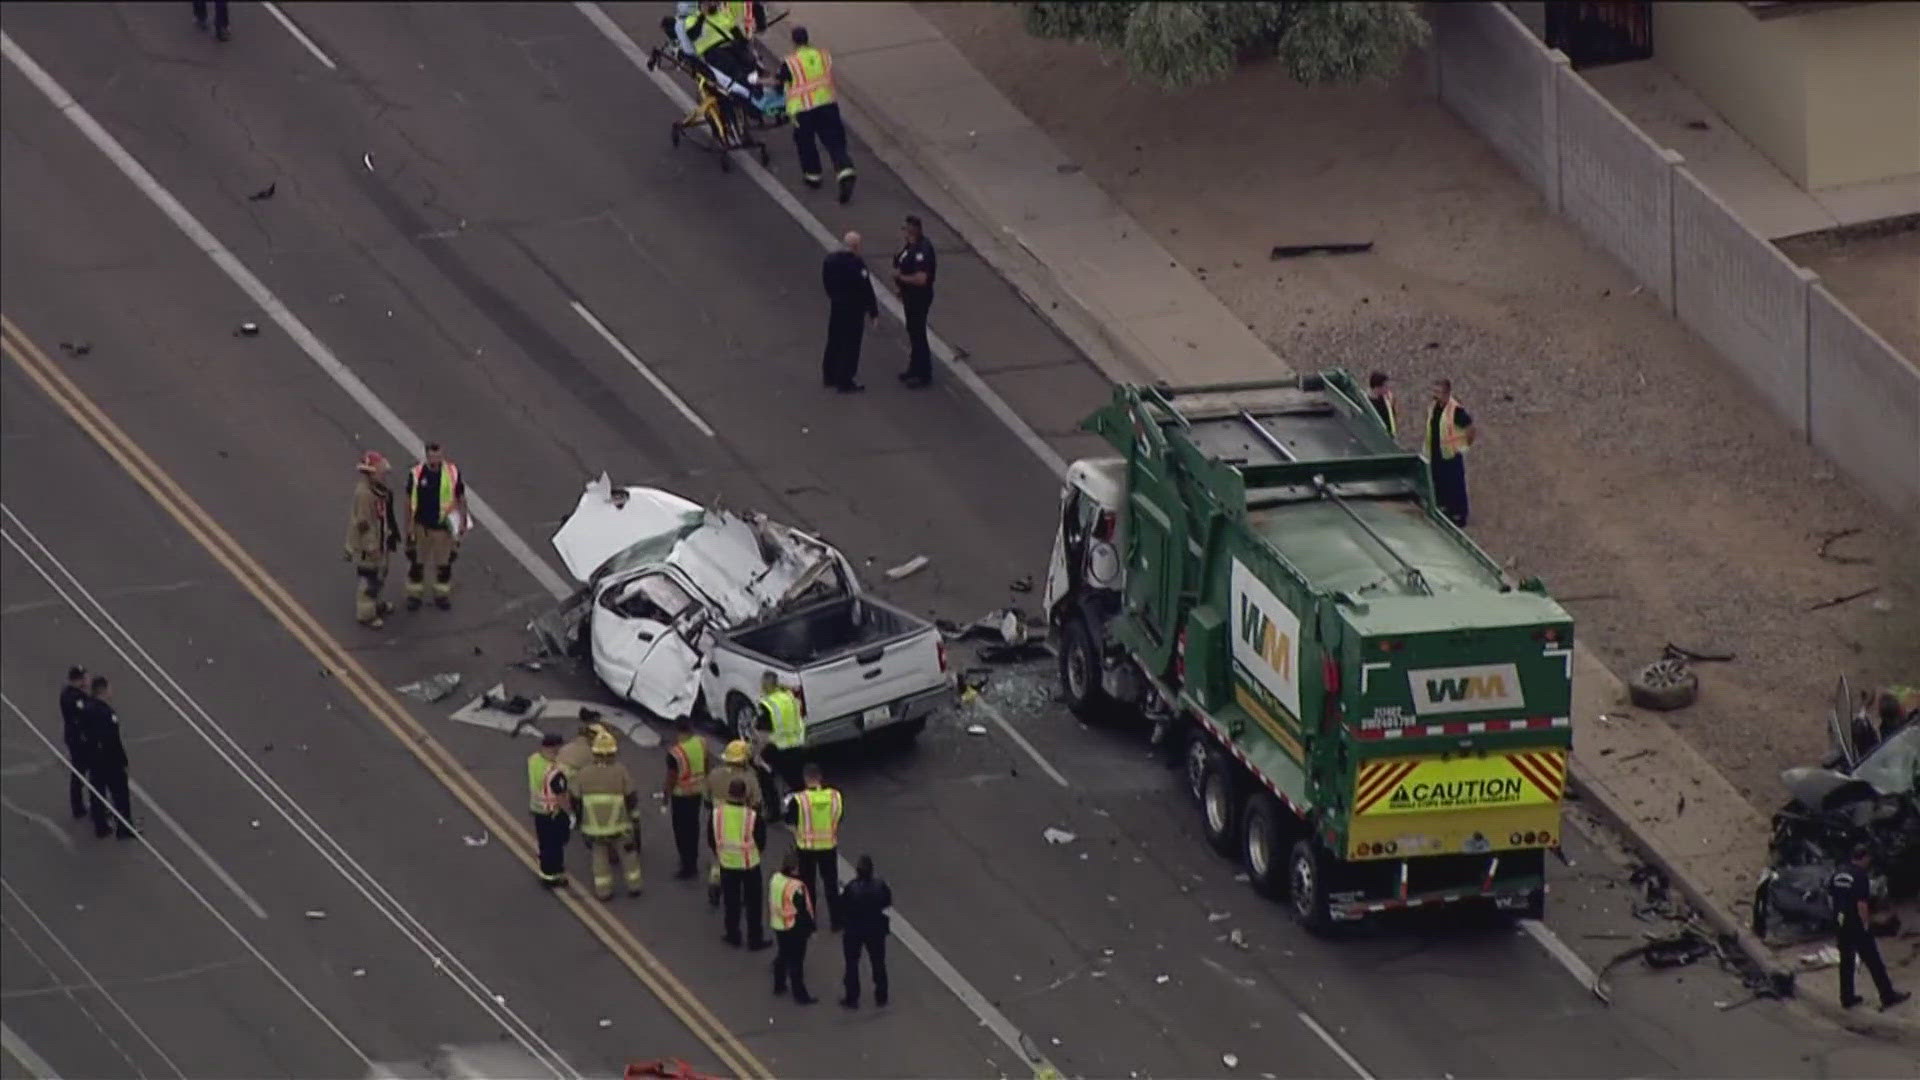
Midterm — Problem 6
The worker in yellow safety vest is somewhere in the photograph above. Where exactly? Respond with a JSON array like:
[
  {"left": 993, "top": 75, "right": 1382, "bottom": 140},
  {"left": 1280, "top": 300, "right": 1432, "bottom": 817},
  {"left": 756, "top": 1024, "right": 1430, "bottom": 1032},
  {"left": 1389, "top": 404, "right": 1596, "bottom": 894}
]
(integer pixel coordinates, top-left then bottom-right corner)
[
  {"left": 768, "top": 850, "right": 818, "bottom": 1004},
  {"left": 404, "top": 442, "right": 468, "bottom": 610},
  {"left": 1425, "top": 379, "right": 1476, "bottom": 527},
  {"left": 704, "top": 739, "right": 764, "bottom": 907},
  {"left": 783, "top": 763, "right": 844, "bottom": 932},
  {"left": 710, "top": 778, "right": 770, "bottom": 949},
  {"left": 775, "top": 26, "right": 857, "bottom": 204},
  {"left": 572, "top": 729, "right": 643, "bottom": 899},
  {"left": 1367, "top": 371, "right": 1398, "bottom": 440},
  {"left": 527, "top": 733, "right": 571, "bottom": 887},
  {"left": 757, "top": 671, "right": 807, "bottom": 801},
  {"left": 662, "top": 717, "right": 708, "bottom": 880}
]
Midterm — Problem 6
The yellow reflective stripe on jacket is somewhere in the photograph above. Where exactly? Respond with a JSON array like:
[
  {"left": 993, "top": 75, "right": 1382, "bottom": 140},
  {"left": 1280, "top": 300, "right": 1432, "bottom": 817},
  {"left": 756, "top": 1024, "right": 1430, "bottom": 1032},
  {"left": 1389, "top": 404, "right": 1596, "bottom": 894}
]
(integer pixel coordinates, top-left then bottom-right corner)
[
  {"left": 409, "top": 462, "right": 459, "bottom": 523},
  {"left": 764, "top": 689, "right": 804, "bottom": 749},
  {"left": 526, "top": 753, "right": 562, "bottom": 814},
  {"left": 685, "top": 8, "right": 734, "bottom": 56},
  {"left": 795, "top": 787, "right": 842, "bottom": 851},
  {"left": 580, "top": 792, "right": 628, "bottom": 837},
  {"left": 713, "top": 803, "right": 759, "bottom": 869},
  {"left": 670, "top": 736, "right": 707, "bottom": 795},
  {"left": 1376, "top": 391, "right": 1397, "bottom": 438},
  {"left": 784, "top": 46, "right": 834, "bottom": 115},
  {"left": 768, "top": 871, "right": 805, "bottom": 931},
  {"left": 1436, "top": 399, "right": 1468, "bottom": 459}
]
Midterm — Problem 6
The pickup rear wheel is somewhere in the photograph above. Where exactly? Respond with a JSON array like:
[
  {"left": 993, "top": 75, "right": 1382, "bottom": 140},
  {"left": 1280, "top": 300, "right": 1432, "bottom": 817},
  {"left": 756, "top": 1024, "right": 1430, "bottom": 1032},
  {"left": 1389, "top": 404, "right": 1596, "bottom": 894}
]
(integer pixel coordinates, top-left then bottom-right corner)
[
  {"left": 1289, "top": 839, "right": 1333, "bottom": 935},
  {"left": 1059, "top": 617, "right": 1111, "bottom": 720},
  {"left": 726, "top": 693, "right": 757, "bottom": 741},
  {"left": 1200, "top": 752, "right": 1240, "bottom": 857},
  {"left": 1242, "top": 794, "right": 1286, "bottom": 899}
]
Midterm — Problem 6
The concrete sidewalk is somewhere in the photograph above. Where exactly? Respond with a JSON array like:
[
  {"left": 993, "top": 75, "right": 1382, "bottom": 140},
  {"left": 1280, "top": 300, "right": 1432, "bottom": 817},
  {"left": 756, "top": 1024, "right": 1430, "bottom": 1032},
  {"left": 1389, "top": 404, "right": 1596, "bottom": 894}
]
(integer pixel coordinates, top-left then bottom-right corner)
[{"left": 785, "top": 0, "right": 1918, "bottom": 1042}]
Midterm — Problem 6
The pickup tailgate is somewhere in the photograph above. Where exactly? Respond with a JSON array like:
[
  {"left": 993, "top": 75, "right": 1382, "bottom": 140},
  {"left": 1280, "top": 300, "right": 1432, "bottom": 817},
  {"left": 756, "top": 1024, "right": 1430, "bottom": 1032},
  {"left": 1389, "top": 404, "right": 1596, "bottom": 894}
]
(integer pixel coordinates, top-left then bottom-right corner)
[
  {"left": 797, "top": 616, "right": 946, "bottom": 724},
  {"left": 716, "top": 594, "right": 948, "bottom": 729}
]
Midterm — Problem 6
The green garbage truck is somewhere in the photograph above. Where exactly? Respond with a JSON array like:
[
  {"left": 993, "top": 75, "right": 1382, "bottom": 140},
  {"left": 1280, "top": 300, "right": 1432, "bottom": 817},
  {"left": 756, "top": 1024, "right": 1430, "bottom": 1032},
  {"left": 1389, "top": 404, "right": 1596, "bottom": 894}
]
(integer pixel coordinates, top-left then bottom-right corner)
[{"left": 1041, "top": 373, "right": 1575, "bottom": 929}]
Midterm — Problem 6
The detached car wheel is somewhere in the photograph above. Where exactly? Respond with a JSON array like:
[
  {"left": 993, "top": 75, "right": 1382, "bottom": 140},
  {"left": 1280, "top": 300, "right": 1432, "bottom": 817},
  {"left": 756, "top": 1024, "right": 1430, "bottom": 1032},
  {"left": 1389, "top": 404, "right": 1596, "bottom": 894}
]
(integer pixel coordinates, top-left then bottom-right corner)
[
  {"left": 1629, "top": 658, "right": 1698, "bottom": 711},
  {"left": 727, "top": 693, "right": 757, "bottom": 741}
]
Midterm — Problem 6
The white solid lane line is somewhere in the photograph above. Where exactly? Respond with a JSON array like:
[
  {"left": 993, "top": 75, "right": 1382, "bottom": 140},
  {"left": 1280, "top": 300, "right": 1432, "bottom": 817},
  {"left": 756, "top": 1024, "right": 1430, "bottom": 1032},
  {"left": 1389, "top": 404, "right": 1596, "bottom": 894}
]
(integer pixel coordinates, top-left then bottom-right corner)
[
  {"left": 1521, "top": 917, "right": 1604, "bottom": 997},
  {"left": 1297, "top": 1010, "right": 1376, "bottom": 1080},
  {"left": 0, "top": 1020, "right": 62, "bottom": 1080},
  {"left": 0, "top": 697, "right": 268, "bottom": 921},
  {"left": 3, "top": 878, "right": 192, "bottom": 1079},
  {"left": 0, "top": 30, "right": 576, "bottom": 605},
  {"left": 570, "top": 301, "right": 717, "bottom": 438},
  {"left": 0, "top": 511, "right": 572, "bottom": 1080},
  {"left": 260, "top": 2, "right": 338, "bottom": 71}
]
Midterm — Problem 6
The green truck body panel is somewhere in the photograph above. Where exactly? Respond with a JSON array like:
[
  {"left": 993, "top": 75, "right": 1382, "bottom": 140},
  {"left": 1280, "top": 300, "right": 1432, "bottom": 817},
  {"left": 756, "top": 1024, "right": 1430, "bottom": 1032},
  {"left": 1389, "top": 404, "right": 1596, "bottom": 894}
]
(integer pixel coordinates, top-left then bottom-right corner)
[{"left": 1081, "top": 373, "right": 1575, "bottom": 913}]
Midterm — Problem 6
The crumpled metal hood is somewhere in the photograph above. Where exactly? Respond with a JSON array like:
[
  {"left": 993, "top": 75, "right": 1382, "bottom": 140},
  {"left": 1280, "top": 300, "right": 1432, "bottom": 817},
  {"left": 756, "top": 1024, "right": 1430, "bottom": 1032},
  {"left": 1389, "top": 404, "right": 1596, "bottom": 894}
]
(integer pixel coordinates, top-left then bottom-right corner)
[{"left": 552, "top": 474, "right": 703, "bottom": 584}]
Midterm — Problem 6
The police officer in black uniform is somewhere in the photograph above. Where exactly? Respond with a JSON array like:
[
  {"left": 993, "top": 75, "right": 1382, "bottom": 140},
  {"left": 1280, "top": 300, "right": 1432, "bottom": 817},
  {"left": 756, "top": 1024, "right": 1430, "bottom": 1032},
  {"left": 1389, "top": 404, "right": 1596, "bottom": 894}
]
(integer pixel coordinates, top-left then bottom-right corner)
[
  {"left": 1829, "top": 844, "right": 1909, "bottom": 1011},
  {"left": 83, "top": 676, "right": 136, "bottom": 840},
  {"left": 893, "top": 216, "right": 937, "bottom": 388},
  {"left": 59, "top": 666, "right": 93, "bottom": 820}
]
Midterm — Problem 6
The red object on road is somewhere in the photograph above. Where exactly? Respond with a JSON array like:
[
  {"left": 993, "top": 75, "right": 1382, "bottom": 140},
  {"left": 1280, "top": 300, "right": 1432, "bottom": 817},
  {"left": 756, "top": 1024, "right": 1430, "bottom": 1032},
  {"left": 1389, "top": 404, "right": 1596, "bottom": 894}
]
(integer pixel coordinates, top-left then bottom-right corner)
[{"left": 625, "top": 1061, "right": 726, "bottom": 1080}]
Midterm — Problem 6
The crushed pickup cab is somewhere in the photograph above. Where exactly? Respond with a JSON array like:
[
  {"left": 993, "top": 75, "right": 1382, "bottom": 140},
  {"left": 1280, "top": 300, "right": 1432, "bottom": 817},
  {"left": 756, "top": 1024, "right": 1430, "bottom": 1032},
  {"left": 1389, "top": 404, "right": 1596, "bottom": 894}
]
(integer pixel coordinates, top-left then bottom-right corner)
[{"left": 542, "top": 476, "right": 950, "bottom": 744}]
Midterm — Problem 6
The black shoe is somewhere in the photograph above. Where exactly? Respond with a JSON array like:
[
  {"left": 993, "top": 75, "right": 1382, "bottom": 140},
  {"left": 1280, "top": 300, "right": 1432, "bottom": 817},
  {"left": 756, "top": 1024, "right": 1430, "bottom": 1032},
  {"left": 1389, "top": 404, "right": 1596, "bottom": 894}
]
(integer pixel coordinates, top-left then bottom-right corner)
[
  {"left": 875, "top": 991, "right": 888, "bottom": 1007},
  {"left": 794, "top": 992, "right": 817, "bottom": 1005},
  {"left": 406, "top": 597, "right": 422, "bottom": 611},
  {"left": 1842, "top": 995, "right": 1864, "bottom": 1009},
  {"left": 195, "top": 17, "right": 207, "bottom": 31},
  {"left": 723, "top": 934, "right": 742, "bottom": 947},
  {"left": 839, "top": 996, "right": 858, "bottom": 1009},
  {"left": 94, "top": 826, "right": 113, "bottom": 838},
  {"left": 434, "top": 596, "right": 451, "bottom": 610},
  {"left": 72, "top": 807, "right": 89, "bottom": 820},
  {"left": 803, "top": 178, "right": 823, "bottom": 190},
  {"left": 708, "top": 889, "right": 721, "bottom": 909},
  {"left": 837, "top": 176, "right": 855, "bottom": 204},
  {"left": 215, "top": 28, "right": 229, "bottom": 42},
  {"left": 1882, "top": 991, "right": 1912, "bottom": 1011},
  {"left": 837, "top": 381, "right": 865, "bottom": 393},
  {"left": 747, "top": 938, "right": 772, "bottom": 952},
  {"left": 772, "top": 983, "right": 787, "bottom": 996},
  {"left": 115, "top": 828, "right": 138, "bottom": 840},
  {"left": 674, "top": 868, "right": 696, "bottom": 880}
]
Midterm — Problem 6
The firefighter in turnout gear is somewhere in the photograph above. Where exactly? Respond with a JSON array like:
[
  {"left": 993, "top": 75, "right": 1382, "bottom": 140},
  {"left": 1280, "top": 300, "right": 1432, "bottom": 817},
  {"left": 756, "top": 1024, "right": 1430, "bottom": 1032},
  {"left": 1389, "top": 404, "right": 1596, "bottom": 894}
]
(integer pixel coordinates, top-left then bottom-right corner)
[
  {"left": 404, "top": 442, "right": 468, "bottom": 610},
  {"left": 557, "top": 715, "right": 605, "bottom": 779},
  {"left": 343, "top": 451, "right": 400, "bottom": 628},
  {"left": 663, "top": 717, "right": 709, "bottom": 880},
  {"left": 783, "top": 763, "right": 844, "bottom": 931},
  {"left": 706, "top": 739, "right": 763, "bottom": 906},
  {"left": 573, "top": 729, "right": 644, "bottom": 900},
  {"left": 710, "top": 778, "right": 769, "bottom": 950},
  {"left": 769, "top": 850, "right": 817, "bottom": 1004},
  {"left": 528, "top": 733, "right": 571, "bottom": 887}
]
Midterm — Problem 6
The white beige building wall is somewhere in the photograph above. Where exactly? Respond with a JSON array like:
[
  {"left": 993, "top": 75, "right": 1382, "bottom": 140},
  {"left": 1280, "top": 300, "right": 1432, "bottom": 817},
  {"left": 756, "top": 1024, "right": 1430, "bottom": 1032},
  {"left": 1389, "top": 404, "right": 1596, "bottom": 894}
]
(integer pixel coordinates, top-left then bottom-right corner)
[{"left": 1653, "top": 1, "right": 1920, "bottom": 190}]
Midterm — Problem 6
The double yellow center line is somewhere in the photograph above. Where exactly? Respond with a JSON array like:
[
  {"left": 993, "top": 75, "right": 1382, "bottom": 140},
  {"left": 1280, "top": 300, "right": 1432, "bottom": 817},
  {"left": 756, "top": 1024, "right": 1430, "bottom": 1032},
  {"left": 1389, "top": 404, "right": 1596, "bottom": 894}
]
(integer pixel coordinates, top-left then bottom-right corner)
[{"left": 2, "top": 314, "right": 768, "bottom": 1080}]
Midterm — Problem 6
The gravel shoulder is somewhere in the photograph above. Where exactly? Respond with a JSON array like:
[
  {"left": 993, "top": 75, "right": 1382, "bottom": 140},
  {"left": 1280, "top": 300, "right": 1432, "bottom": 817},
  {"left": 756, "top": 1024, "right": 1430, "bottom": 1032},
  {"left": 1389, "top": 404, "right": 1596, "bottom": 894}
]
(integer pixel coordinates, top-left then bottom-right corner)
[{"left": 918, "top": 1, "right": 1918, "bottom": 808}]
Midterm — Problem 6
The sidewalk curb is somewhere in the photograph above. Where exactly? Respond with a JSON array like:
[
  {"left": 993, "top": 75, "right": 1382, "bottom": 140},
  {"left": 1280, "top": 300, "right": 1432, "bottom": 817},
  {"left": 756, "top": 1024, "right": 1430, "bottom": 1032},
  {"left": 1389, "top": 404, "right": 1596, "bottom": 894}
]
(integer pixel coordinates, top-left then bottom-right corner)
[{"left": 821, "top": 6, "right": 1918, "bottom": 1048}]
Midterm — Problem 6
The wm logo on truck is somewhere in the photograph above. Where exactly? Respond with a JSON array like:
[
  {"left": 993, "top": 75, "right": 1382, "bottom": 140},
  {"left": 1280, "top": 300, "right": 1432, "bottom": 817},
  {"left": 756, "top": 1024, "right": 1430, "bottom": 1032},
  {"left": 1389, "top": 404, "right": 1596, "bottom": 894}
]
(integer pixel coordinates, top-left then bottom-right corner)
[
  {"left": 1407, "top": 663, "right": 1525, "bottom": 715},
  {"left": 1237, "top": 595, "right": 1293, "bottom": 680}
]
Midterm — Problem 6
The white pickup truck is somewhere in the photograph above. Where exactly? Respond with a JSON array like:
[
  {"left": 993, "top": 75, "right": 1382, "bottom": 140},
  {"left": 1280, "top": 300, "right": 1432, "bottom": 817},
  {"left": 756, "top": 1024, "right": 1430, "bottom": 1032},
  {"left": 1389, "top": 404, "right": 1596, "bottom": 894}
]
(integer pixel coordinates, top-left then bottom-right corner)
[{"left": 546, "top": 476, "right": 951, "bottom": 747}]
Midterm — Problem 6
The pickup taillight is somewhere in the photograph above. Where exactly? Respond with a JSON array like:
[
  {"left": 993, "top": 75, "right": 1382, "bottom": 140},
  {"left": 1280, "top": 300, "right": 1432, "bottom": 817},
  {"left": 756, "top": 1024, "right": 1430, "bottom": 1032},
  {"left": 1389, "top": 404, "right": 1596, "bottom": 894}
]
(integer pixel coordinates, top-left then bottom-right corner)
[{"left": 1093, "top": 510, "right": 1117, "bottom": 542}]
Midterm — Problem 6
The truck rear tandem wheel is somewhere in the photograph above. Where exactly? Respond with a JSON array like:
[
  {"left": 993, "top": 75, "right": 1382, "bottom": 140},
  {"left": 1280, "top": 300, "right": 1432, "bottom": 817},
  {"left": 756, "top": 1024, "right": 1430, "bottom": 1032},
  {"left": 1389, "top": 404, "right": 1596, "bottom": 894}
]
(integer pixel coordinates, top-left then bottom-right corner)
[
  {"left": 1198, "top": 746, "right": 1241, "bottom": 857},
  {"left": 1241, "top": 792, "right": 1287, "bottom": 899}
]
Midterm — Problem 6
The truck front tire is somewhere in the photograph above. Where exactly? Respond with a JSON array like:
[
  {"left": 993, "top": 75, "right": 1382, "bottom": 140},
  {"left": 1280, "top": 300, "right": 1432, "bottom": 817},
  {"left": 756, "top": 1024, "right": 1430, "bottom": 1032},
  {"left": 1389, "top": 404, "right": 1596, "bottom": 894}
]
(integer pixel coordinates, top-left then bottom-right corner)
[
  {"left": 1288, "top": 839, "right": 1333, "bottom": 935},
  {"left": 1242, "top": 794, "right": 1286, "bottom": 899},
  {"left": 1059, "top": 617, "right": 1111, "bottom": 720},
  {"left": 1200, "top": 753, "right": 1240, "bottom": 857}
]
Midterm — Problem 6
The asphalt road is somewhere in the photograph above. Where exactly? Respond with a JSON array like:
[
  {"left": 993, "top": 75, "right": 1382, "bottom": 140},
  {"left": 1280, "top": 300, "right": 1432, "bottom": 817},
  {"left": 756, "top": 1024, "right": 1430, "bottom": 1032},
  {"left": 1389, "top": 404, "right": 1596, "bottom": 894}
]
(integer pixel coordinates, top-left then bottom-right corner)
[{"left": 2, "top": 3, "right": 1913, "bottom": 1078}]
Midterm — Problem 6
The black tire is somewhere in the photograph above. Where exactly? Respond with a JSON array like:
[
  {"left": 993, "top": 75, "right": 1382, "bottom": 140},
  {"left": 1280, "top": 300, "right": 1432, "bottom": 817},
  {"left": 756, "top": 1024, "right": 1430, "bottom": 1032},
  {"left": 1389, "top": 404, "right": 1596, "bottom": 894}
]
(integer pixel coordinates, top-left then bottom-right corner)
[
  {"left": 1200, "top": 753, "right": 1239, "bottom": 857},
  {"left": 1629, "top": 658, "right": 1698, "bottom": 711},
  {"left": 1242, "top": 793, "right": 1286, "bottom": 899},
  {"left": 1183, "top": 734, "right": 1209, "bottom": 806},
  {"left": 1288, "top": 839, "right": 1333, "bottom": 935},
  {"left": 1523, "top": 887, "right": 1547, "bottom": 922},
  {"left": 670, "top": 124, "right": 682, "bottom": 149},
  {"left": 757, "top": 143, "right": 770, "bottom": 166},
  {"left": 891, "top": 716, "right": 928, "bottom": 746},
  {"left": 726, "top": 692, "right": 757, "bottom": 741},
  {"left": 1059, "top": 617, "right": 1110, "bottom": 720},
  {"left": 719, "top": 150, "right": 733, "bottom": 173}
]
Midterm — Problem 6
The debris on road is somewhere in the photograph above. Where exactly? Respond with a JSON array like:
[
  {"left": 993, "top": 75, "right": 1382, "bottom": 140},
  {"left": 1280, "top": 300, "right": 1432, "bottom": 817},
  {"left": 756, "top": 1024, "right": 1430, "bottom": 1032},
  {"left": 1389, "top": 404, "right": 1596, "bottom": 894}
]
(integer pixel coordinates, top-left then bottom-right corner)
[
  {"left": 965, "top": 724, "right": 989, "bottom": 736},
  {"left": 598, "top": 1018, "right": 613, "bottom": 1029},
  {"left": 943, "top": 608, "right": 1053, "bottom": 663},
  {"left": 395, "top": 672, "right": 463, "bottom": 703},
  {"left": 884, "top": 555, "right": 929, "bottom": 581},
  {"left": 250, "top": 819, "right": 260, "bottom": 829},
  {"left": 1628, "top": 656, "right": 1697, "bottom": 711},
  {"left": 363, "top": 153, "right": 374, "bottom": 172},
  {"left": 1221, "top": 1053, "right": 1240, "bottom": 1069},
  {"left": 1807, "top": 586, "right": 1878, "bottom": 612},
  {"left": 1815, "top": 527, "right": 1871, "bottom": 566},
  {"left": 248, "top": 182, "right": 276, "bottom": 201},
  {"left": 1797, "top": 944, "right": 1840, "bottom": 970},
  {"left": 1208, "top": 911, "right": 1231, "bottom": 922},
  {"left": 236, "top": 321, "right": 260, "bottom": 337},
  {"left": 1269, "top": 242, "right": 1372, "bottom": 260},
  {"left": 304, "top": 910, "right": 327, "bottom": 920},
  {"left": 463, "top": 831, "right": 489, "bottom": 847},
  {"left": 57, "top": 340, "right": 91, "bottom": 357},
  {"left": 1042, "top": 827, "right": 1076, "bottom": 845},
  {"left": 1009, "top": 575, "right": 1033, "bottom": 593},
  {"left": 1663, "top": 642, "right": 1734, "bottom": 664},
  {"left": 1228, "top": 929, "right": 1248, "bottom": 950}
]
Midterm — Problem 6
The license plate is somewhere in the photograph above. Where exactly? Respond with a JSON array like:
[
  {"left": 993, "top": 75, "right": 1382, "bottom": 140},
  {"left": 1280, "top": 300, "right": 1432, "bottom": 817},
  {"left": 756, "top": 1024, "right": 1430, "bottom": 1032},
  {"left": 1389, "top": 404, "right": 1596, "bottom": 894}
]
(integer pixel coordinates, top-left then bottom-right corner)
[{"left": 862, "top": 705, "right": 893, "bottom": 727}]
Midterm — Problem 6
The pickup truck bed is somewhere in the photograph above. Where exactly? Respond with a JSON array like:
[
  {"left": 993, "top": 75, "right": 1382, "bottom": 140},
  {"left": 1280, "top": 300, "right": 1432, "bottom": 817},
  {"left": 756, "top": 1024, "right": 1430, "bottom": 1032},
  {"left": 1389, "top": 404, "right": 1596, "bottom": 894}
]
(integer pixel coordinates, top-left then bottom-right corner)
[{"left": 708, "top": 594, "right": 951, "bottom": 747}]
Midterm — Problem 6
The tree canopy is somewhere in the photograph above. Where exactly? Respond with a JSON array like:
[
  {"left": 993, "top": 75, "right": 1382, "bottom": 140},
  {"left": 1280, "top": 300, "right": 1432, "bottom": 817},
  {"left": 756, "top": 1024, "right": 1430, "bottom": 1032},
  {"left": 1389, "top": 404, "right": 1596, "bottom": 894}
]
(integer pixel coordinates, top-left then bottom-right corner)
[{"left": 1013, "top": 2, "right": 1430, "bottom": 89}]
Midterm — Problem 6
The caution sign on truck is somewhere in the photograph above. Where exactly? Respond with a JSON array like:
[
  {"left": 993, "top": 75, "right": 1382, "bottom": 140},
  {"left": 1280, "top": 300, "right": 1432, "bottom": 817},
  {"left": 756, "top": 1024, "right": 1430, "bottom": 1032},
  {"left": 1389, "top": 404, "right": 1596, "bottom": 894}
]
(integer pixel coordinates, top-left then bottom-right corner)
[{"left": 1355, "top": 751, "right": 1565, "bottom": 816}]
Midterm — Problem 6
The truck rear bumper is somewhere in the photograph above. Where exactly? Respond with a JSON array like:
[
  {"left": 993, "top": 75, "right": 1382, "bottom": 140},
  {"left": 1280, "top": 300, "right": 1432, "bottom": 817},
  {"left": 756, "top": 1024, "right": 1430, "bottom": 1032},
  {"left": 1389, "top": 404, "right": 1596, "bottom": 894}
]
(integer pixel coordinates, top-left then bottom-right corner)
[
  {"left": 1330, "top": 879, "right": 1543, "bottom": 921},
  {"left": 1327, "top": 850, "right": 1547, "bottom": 922},
  {"left": 804, "top": 681, "right": 953, "bottom": 746}
]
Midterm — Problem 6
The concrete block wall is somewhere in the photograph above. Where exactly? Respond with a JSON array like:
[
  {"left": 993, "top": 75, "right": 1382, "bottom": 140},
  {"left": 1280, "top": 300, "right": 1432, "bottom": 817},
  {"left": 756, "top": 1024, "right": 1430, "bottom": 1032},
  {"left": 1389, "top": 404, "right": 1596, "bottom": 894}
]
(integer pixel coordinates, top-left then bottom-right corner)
[
  {"left": 1429, "top": 2, "right": 1920, "bottom": 518},
  {"left": 1671, "top": 169, "right": 1816, "bottom": 431},
  {"left": 1808, "top": 287, "right": 1920, "bottom": 516}
]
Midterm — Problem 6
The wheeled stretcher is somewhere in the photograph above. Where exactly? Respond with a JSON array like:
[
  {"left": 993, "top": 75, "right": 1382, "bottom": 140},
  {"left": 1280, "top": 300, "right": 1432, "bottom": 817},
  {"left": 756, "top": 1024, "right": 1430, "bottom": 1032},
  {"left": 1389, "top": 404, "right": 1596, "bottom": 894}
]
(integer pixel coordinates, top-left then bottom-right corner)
[{"left": 647, "top": 6, "right": 789, "bottom": 172}]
